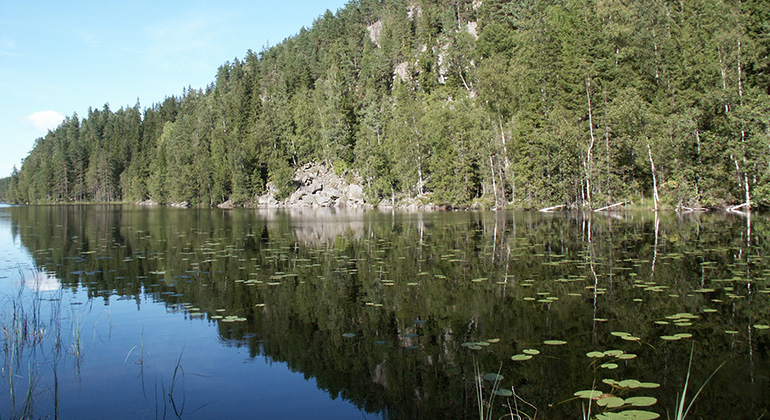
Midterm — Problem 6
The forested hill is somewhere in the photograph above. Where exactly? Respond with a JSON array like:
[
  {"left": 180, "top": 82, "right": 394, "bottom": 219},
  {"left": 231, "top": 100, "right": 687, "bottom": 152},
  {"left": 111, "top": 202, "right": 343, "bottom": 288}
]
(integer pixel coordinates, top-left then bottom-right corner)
[{"left": 4, "top": 0, "right": 770, "bottom": 209}]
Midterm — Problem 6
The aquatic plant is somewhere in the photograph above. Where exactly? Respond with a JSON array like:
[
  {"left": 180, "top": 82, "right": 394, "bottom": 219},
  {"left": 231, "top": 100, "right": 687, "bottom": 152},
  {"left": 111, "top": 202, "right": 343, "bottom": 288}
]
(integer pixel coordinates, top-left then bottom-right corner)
[{"left": 672, "top": 345, "right": 725, "bottom": 420}]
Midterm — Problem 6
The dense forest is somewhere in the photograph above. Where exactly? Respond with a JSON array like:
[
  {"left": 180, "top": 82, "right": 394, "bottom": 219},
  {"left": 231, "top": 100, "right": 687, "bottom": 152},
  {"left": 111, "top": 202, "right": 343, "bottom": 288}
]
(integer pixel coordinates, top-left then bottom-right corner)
[{"left": 3, "top": 0, "right": 770, "bottom": 209}]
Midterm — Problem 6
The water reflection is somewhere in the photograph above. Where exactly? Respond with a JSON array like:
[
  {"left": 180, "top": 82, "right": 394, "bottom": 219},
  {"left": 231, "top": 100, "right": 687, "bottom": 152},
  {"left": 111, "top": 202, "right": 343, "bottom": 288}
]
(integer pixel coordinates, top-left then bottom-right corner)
[
  {"left": 2, "top": 205, "right": 769, "bottom": 420},
  {"left": 22, "top": 268, "right": 62, "bottom": 291}
]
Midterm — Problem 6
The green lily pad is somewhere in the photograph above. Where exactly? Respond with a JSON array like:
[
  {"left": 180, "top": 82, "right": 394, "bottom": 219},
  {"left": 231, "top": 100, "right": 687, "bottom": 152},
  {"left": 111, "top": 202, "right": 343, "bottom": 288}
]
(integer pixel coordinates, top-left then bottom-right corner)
[
  {"left": 639, "top": 382, "right": 660, "bottom": 389},
  {"left": 604, "top": 350, "right": 624, "bottom": 357},
  {"left": 660, "top": 335, "right": 681, "bottom": 341},
  {"left": 574, "top": 390, "right": 603, "bottom": 399},
  {"left": 483, "top": 373, "right": 503, "bottom": 382},
  {"left": 601, "top": 363, "right": 619, "bottom": 369},
  {"left": 597, "top": 396, "right": 625, "bottom": 408},
  {"left": 543, "top": 340, "right": 567, "bottom": 345},
  {"left": 617, "top": 379, "right": 643, "bottom": 389},
  {"left": 523, "top": 349, "right": 540, "bottom": 355},
  {"left": 617, "top": 353, "right": 637, "bottom": 360},
  {"left": 511, "top": 354, "right": 533, "bottom": 361},
  {"left": 611, "top": 332, "right": 631, "bottom": 337},
  {"left": 674, "top": 333, "right": 693, "bottom": 339},
  {"left": 615, "top": 409, "right": 660, "bottom": 419},
  {"left": 754, "top": 324, "right": 770, "bottom": 330},
  {"left": 493, "top": 389, "right": 513, "bottom": 397},
  {"left": 587, "top": 351, "right": 605, "bottom": 358},
  {"left": 624, "top": 396, "right": 658, "bottom": 407}
]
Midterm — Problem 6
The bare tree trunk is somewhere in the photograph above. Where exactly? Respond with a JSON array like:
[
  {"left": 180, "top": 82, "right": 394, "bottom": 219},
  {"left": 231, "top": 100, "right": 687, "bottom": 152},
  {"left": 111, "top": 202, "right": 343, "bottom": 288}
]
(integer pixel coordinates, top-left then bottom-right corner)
[
  {"left": 499, "top": 118, "right": 513, "bottom": 203},
  {"left": 737, "top": 39, "right": 751, "bottom": 209},
  {"left": 489, "top": 155, "right": 498, "bottom": 206},
  {"left": 647, "top": 141, "right": 660, "bottom": 211},
  {"left": 584, "top": 77, "right": 596, "bottom": 206}
]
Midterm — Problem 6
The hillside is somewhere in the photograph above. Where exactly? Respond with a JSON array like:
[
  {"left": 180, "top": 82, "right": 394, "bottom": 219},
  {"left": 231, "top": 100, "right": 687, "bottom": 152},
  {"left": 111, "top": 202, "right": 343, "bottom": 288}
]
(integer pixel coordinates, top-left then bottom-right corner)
[{"left": 4, "top": 0, "right": 770, "bottom": 209}]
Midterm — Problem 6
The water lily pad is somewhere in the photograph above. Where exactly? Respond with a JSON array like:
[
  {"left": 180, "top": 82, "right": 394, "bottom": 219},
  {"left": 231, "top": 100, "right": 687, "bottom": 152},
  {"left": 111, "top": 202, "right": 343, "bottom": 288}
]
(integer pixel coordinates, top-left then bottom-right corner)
[
  {"left": 493, "top": 389, "right": 513, "bottom": 397},
  {"left": 660, "top": 335, "right": 681, "bottom": 341},
  {"left": 624, "top": 396, "right": 658, "bottom": 407},
  {"left": 614, "top": 409, "right": 660, "bottom": 419},
  {"left": 586, "top": 351, "right": 605, "bottom": 358},
  {"left": 617, "top": 379, "right": 643, "bottom": 389},
  {"left": 674, "top": 333, "right": 693, "bottom": 339},
  {"left": 639, "top": 382, "right": 660, "bottom": 389},
  {"left": 543, "top": 340, "right": 567, "bottom": 345},
  {"left": 574, "top": 390, "right": 603, "bottom": 399},
  {"left": 523, "top": 349, "right": 540, "bottom": 355},
  {"left": 617, "top": 353, "right": 637, "bottom": 360},
  {"left": 621, "top": 335, "right": 641, "bottom": 341},
  {"left": 484, "top": 373, "right": 504, "bottom": 382},
  {"left": 753, "top": 324, "right": 769, "bottom": 330},
  {"left": 511, "top": 354, "right": 533, "bottom": 361},
  {"left": 611, "top": 332, "right": 632, "bottom": 337},
  {"left": 604, "top": 350, "right": 624, "bottom": 357},
  {"left": 597, "top": 396, "right": 625, "bottom": 408},
  {"left": 601, "top": 363, "right": 619, "bottom": 369}
]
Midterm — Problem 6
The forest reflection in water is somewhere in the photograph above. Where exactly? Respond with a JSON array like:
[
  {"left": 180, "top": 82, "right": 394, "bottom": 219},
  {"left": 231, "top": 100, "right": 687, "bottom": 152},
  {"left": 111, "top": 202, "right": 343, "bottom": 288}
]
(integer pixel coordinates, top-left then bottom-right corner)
[{"left": 1, "top": 205, "right": 769, "bottom": 419}]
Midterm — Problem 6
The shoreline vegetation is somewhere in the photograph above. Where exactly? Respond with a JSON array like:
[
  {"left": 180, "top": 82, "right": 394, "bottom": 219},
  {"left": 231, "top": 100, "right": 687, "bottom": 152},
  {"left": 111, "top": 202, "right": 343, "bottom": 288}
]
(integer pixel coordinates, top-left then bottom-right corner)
[{"left": 2, "top": 0, "right": 769, "bottom": 211}]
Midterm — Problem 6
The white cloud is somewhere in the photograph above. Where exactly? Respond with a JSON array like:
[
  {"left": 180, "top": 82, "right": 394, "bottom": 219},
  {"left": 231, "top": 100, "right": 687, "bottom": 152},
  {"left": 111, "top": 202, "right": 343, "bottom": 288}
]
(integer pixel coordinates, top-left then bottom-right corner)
[{"left": 24, "top": 111, "right": 65, "bottom": 133}]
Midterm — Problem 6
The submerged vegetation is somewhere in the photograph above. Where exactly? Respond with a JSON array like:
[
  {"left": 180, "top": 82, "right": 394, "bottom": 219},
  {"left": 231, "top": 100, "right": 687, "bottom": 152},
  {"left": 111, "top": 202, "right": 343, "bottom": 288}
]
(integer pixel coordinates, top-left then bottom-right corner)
[{"left": 3, "top": 0, "right": 770, "bottom": 209}]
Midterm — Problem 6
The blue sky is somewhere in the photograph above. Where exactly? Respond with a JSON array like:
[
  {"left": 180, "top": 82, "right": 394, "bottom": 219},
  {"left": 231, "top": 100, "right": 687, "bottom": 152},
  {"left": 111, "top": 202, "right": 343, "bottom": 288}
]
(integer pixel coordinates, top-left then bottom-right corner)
[{"left": 0, "top": 0, "right": 350, "bottom": 178}]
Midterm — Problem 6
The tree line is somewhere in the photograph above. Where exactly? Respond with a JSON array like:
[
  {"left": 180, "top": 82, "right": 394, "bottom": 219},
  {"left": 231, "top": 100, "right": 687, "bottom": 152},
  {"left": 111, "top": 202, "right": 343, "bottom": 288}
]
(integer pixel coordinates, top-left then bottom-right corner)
[{"left": 4, "top": 0, "right": 769, "bottom": 209}]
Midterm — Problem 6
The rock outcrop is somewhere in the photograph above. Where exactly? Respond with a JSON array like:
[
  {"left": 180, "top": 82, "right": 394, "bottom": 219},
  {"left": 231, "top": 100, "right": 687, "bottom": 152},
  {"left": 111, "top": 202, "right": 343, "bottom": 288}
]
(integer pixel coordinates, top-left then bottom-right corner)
[{"left": 257, "top": 163, "right": 367, "bottom": 208}]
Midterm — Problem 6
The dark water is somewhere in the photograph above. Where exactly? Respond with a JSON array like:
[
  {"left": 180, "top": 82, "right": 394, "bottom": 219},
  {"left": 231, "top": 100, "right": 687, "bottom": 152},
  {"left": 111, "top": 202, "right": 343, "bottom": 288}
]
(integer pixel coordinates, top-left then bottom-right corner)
[{"left": 0, "top": 205, "right": 768, "bottom": 419}]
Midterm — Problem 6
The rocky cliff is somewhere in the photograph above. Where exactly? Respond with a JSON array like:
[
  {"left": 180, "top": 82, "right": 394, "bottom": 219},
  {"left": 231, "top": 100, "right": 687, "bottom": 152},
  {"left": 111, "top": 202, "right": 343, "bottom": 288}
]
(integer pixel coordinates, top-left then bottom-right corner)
[{"left": 256, "top": 163, "right": 367, "bottom": 208}]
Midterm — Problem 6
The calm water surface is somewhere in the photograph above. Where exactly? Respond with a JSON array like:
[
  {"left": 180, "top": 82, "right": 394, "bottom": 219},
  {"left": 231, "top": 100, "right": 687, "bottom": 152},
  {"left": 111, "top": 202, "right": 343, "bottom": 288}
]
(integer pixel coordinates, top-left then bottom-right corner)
[{"left": 0, "top": 205, "right": 768, "bottom": 419}]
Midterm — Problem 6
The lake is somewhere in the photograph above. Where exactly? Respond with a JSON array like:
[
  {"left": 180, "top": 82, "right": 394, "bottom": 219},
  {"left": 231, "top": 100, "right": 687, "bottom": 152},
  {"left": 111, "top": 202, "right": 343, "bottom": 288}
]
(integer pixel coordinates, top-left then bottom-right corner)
[{"left": 0, "top": 205, "right": 768, "bottom": 419}]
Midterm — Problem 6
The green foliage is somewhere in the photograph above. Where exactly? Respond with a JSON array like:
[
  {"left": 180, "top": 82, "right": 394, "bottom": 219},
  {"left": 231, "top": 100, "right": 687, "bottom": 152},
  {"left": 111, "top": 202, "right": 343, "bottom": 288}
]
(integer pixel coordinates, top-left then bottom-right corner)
[{"left": 6, "top": 0, "right": 770, "bottom": 208}]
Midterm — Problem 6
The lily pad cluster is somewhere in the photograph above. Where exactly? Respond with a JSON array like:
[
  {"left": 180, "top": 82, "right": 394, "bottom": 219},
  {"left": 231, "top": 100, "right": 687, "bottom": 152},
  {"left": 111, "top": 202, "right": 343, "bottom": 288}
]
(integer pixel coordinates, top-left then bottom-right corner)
[
  {"left": 586, "top": 349, "right": 638, "bottom": 370},
  {"left": 610, "top": 332, "right": 641, "bottom": 342},
  {"left": 462, "top": 338, "right": 500, "bottom": 351},
  {"left": 575, "top": 378, "right": 660, "bottom": 420},
  {"left": 511, "top": 348, "right": 541, "bottom": 361}
]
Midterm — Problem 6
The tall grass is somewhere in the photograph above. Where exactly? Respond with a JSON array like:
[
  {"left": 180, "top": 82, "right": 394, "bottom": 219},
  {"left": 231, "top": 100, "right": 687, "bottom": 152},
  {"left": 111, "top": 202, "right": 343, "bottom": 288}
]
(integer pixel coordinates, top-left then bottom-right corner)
[
  {"left": 672, "top": 344, "right": 725, "bottom": 420},
  {"left": 0, "top": 268, "right": 77, "bottom": 419}
]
